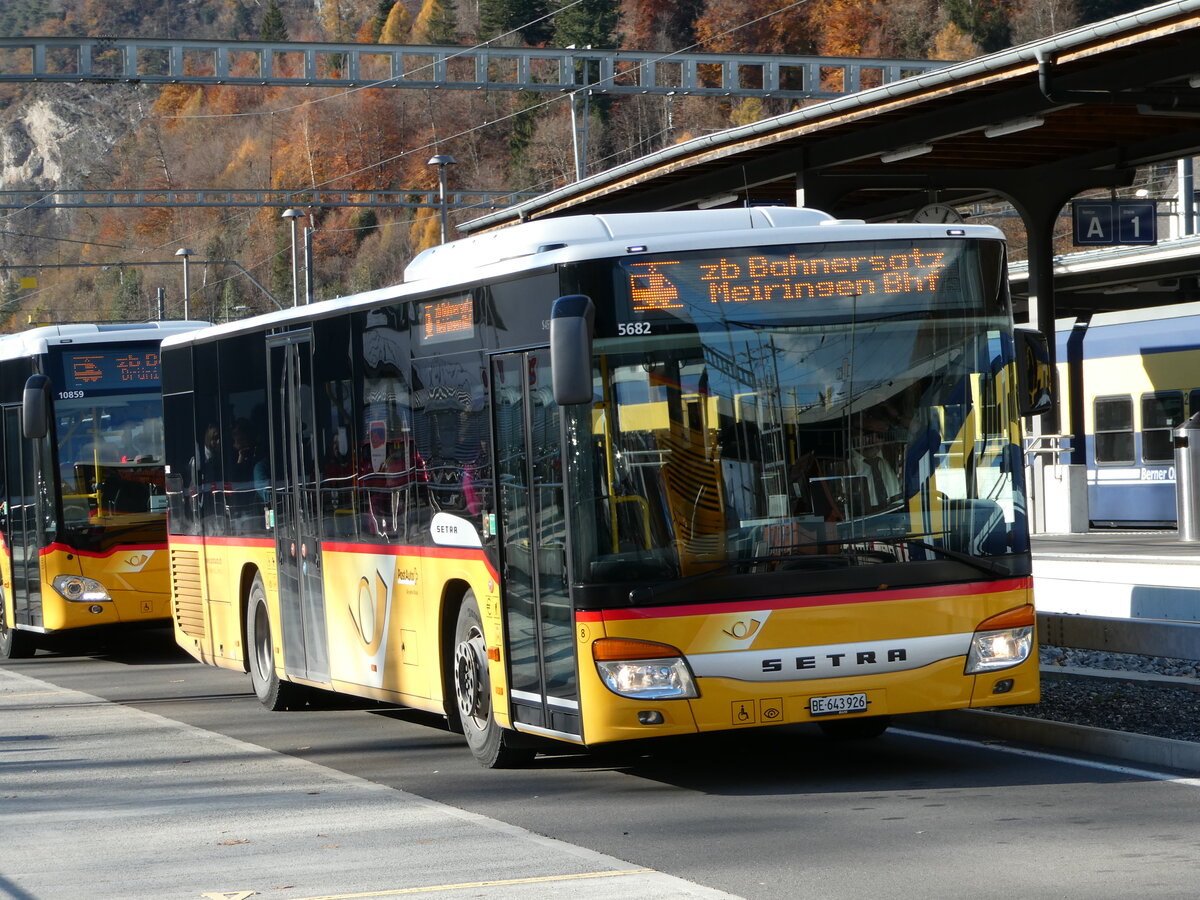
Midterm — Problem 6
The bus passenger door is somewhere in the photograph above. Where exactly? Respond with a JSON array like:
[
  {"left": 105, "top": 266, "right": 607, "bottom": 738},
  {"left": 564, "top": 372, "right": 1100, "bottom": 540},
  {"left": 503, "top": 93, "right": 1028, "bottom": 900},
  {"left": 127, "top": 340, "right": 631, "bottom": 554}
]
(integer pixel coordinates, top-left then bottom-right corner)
[
  {"left": 491, "top": 350, "right": 580, "bottom": 740},
  {"left": 2, "top": 406, "right": 41, "bottom": 628},
  {"left": 268, "top": 334, "right": 330, "bottom": 684}
]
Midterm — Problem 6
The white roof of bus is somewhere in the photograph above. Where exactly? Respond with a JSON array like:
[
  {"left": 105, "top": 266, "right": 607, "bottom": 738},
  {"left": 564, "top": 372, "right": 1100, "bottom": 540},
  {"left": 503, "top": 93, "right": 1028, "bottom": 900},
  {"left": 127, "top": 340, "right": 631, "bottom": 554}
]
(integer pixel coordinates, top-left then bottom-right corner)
[
  {"left": 161, "top": 208, "right": 1004, "bottom": 350},
  {"left": 402, "top": 207, "right": 1004, "bottom": 281},
  {"left": 0, "top": 320, "right": 209, "bottom": 361}
]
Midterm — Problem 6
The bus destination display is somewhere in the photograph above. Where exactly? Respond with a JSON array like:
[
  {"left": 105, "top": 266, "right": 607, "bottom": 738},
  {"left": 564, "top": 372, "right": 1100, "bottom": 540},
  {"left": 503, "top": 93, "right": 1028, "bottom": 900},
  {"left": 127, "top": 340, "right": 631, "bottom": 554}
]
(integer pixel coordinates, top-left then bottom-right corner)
[
  {"left": 57, "top": 348, "right": 161, "bottom": 394},
  {"left": 622, "top": 245, "right": 955, "bottom": 313},
  {"left": 418, "top": 296, "right": 475, "bottom": 346}
]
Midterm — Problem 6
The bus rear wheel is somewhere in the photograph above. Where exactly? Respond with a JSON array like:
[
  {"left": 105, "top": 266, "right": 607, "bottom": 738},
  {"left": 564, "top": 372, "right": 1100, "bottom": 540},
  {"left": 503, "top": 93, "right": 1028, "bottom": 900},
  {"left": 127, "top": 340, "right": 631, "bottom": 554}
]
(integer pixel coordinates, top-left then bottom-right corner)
[
  {"left": 818, "top": 715, "right": 891, "bottom": 740},
  {"left": 246, "top": 574, "right": 303, "bottom": 711},
  {"left": 453, "top": 592, "right": 535, "bottom": 768},
  {"left": 0, "top": 600, "right": 35, "bottom": 660}
]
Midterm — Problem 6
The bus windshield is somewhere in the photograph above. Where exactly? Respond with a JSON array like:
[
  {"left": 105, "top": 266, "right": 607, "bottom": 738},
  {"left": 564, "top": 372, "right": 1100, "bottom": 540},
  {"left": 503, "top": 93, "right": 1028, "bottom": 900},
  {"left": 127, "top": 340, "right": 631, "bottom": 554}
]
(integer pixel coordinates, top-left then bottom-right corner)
[
  {"left": 53, "top": 392, "right": 166, "bottom": 534},
  {"left": 565, "top": 237, "right": 1026, "bottom": 585}
]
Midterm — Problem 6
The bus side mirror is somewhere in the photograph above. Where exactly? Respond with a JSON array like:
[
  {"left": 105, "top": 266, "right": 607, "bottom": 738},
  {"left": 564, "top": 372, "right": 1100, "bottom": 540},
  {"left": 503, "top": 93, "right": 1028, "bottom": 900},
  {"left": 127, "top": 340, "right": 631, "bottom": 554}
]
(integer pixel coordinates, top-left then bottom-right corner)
[
  {"left": 22, "top": 374, "right": 51, "bottom": 439},
  {"left": 550, "top": 294, "right": 595, "bottom": 406},
  {"left": 1015, "top": 327, "right": 1054, "bottom": 417}
]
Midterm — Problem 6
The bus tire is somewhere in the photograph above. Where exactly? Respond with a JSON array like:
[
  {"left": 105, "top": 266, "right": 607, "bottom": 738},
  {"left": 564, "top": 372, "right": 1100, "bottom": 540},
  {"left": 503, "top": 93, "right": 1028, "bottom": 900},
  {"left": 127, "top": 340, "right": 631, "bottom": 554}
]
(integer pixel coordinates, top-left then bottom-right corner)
[
  {"left": 246, "top": 574, "right": 302, "bottom": 711},
  {"left": 452, "top": 592, "right": 535, "bottom": 768},
  {"left": 818, "top": 715, "right": 891, "bottom": 741},
  {"left": 0, "top": 605, "right": 35, "bottom": 660}
]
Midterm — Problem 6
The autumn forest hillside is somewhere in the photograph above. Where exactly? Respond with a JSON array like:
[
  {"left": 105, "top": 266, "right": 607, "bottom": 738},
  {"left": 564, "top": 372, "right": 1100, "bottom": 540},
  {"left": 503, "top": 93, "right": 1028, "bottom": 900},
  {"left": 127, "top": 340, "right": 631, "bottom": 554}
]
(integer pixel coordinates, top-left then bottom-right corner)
[{"left": 0, "top": 0, "right": 1154, "bottom": 326}]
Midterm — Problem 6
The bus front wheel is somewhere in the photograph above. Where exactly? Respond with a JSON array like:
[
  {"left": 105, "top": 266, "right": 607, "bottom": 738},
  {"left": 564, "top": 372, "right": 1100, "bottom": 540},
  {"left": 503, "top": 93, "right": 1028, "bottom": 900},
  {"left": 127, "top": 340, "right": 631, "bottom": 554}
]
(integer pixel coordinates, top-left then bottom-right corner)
[
  {"left": 0, "top": 603, "right": 35, "bottom": 660},
  {"left": 452, "top": 592, "right": 534, "bottom": 768},
  {"left": 246, "top": 575, "right": 302, "bottom": 711}
]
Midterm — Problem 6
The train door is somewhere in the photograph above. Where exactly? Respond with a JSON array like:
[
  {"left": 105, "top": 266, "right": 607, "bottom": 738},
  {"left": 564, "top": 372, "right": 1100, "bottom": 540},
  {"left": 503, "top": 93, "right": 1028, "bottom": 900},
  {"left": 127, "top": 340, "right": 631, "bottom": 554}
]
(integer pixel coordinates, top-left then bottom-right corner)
[
  {"left": 2, "top": 406, "right": 42, "bottom": 629},
  {"left": 268, "top": 332, "right": 330, "bottom": 684},
  {"left": 491, "top": 349, "right": 580, "bottom": 740}
]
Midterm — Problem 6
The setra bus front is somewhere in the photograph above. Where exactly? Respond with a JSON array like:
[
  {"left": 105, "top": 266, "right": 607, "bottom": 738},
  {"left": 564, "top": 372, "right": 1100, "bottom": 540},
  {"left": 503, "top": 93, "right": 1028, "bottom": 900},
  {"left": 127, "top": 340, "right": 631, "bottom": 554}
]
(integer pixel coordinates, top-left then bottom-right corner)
[{"left": 545, "top": 226, "right": 1051, "bottom": 745}]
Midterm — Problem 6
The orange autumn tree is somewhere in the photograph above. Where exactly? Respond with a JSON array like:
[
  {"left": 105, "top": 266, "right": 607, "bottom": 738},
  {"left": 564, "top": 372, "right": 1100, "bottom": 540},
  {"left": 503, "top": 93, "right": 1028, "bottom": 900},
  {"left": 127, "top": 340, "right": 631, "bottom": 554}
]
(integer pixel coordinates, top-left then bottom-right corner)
[{"left": 693, "top": 0, "right": 815, "bottom": 55}]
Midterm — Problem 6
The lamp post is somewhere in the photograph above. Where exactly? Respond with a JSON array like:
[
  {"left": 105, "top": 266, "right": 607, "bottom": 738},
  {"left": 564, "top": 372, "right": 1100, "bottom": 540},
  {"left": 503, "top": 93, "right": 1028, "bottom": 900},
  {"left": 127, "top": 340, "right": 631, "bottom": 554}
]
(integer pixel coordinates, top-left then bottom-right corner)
[
  {"left": 281, "top": 208, "right": 306, "bottom": 307},
  {"left": 174, "top": 248, "right": 194, "bottom": 319},
  {"left": 427, "top": 154, "right": 457, "bottom": 244}
]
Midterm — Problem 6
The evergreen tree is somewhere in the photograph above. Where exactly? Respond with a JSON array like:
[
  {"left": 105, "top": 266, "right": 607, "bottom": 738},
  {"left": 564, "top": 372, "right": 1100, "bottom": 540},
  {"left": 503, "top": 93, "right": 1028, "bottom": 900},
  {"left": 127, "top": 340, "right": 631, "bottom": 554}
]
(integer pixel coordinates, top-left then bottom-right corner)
[
  {"left": 506, "top": 91, "right": 543, "bottom": 183},
  {"left": 230, "top": 1, "right": 256, "bottom": 39},
  {"left": 259, "top": 0, "right": 289, "bottom": 42},
  {"left": 270, "top": 224, "right": 293, "bottom": 308},
  {"left": 1, "top": 276, "right": 21, "bottom": 314},
  {"left": 111, "top": 268, "right": 144, "bottom": 322},
  {"left": 349, "top": 208, "right": 379, "bottom": 247},
  {"left": 942, "top": 0, "right": 1009, "bottom": 53},
  {"left": 552, "top": 0, "right": 619, "bottom": 49},
  {"left": 479, "top": 0, "right": 552, "bottom": 45},
  {"left": 413, "top": 0, "right": 458, "bottom": 44},
  {"left": 370, "top": 0, "right": 397, "bottom": 41}
]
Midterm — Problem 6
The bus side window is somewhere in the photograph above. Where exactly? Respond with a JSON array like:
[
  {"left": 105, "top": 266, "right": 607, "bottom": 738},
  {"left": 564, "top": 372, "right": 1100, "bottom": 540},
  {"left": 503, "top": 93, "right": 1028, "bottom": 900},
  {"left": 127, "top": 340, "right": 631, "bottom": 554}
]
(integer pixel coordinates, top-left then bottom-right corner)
[
  {"left": 1094, "top": 395, "right": 1134, "bottom": 465},
  {"left": 164, "top": 393, "right": 199, "bottom": 536}
]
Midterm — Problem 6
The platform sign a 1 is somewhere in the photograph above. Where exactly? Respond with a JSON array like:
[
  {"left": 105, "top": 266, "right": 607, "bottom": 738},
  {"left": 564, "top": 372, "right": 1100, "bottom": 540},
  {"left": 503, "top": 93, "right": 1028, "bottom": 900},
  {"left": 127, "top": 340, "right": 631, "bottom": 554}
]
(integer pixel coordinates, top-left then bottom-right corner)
[{"left": 1072, "top": 200, "right": 1158, "bottom": 246}]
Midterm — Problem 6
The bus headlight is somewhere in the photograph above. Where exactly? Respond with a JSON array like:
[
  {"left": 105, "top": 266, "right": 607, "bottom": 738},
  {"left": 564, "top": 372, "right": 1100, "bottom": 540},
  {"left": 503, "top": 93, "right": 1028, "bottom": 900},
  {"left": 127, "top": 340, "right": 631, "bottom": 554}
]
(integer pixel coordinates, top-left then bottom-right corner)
[
  {"left": 52, "top": 575, "right": 112, "bottom": 603},
  {"left": 593, "top": 638, "right": 699, "bottom": 700},
  {"left": 965, "top": 605, "right": 1035, "bottom": 674}
]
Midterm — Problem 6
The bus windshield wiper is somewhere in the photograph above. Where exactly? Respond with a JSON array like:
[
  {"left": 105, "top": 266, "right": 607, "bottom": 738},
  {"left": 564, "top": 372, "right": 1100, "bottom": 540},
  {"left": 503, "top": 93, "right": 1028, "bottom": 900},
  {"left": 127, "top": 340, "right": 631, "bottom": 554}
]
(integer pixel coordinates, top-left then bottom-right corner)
[
  {"left": 764, "top": 530, "right": 1012, "bottom": 578},
  {"left": 869, "top": 534, "right": 1013, "bottom": 577}
]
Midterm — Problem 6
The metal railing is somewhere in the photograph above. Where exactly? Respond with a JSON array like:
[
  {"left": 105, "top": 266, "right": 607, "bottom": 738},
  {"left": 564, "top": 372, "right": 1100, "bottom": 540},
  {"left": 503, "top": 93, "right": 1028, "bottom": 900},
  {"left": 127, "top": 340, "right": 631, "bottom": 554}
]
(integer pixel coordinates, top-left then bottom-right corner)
[{"left": 1041, "top": 613, "right": 1200, "bottom": 660}]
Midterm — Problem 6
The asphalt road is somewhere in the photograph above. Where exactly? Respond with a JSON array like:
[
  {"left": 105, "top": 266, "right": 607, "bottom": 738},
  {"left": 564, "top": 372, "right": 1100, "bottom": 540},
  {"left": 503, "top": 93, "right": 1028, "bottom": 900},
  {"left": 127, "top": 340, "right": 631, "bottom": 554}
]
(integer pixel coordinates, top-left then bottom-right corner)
[{"left": 5, "top": 629, "right": 1200, "bottom": 899}]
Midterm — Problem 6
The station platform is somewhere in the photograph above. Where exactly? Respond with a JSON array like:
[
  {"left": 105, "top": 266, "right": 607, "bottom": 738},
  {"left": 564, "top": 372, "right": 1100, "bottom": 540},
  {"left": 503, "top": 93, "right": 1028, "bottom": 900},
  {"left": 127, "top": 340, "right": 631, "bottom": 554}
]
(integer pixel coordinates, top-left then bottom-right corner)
[
  {"left": 1032, "top": 531, "right": 1200, "bottom": 621},
  {"left": 0, "top": 666, "right": 731, "bottom": 900}
]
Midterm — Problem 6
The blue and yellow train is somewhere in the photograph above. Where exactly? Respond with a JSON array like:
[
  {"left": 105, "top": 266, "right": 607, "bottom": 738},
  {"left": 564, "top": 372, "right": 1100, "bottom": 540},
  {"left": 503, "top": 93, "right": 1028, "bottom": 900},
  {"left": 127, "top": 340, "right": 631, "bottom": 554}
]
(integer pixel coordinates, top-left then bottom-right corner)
[{"left": 1058, "top": 302, "right": 1200, "bottom": 528}]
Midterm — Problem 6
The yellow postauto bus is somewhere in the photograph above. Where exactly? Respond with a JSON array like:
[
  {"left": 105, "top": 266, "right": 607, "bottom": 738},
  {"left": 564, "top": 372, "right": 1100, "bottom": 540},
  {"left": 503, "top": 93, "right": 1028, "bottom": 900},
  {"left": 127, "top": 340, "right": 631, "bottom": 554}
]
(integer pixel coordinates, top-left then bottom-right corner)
[
  {"left": 160, "top": 208, "right": 1051, "bottom": 767},
  {"left": 1, "top": 321, "right": 207, "bottom": 658}
]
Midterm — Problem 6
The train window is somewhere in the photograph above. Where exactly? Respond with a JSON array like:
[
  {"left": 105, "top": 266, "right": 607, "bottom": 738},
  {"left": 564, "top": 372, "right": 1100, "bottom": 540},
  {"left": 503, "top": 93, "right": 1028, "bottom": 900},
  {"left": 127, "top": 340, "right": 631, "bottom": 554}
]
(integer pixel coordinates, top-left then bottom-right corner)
[
  {"left": 1190, "top": 388, "right": 1200, "bottom": 417},
  {"left": 1094, "top": 395, "right": 1134, "bottom": 465},
  {"left": 1141, "top": 391, "right": 1184, "bottom": 463}
]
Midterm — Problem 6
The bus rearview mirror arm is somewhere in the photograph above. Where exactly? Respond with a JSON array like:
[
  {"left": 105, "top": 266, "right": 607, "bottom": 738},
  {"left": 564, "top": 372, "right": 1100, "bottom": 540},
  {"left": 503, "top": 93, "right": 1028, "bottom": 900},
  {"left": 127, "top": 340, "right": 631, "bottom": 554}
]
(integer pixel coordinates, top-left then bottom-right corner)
[
  {"left": 550, "top": 294, "right": 595, "bottom": 406},
  {"left": 22, "top": 374, "right": 51, "bottom": 440}
]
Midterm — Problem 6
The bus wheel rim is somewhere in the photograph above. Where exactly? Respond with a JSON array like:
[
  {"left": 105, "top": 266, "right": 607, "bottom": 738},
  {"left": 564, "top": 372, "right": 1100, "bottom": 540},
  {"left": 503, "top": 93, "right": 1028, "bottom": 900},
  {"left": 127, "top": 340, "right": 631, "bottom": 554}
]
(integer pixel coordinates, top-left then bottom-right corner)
[
  {"left": 253, "top": 603, "right": 272, "bottom": 681},
  {"left": 454, "top": 632, "right": 487, "bottom": 723}
]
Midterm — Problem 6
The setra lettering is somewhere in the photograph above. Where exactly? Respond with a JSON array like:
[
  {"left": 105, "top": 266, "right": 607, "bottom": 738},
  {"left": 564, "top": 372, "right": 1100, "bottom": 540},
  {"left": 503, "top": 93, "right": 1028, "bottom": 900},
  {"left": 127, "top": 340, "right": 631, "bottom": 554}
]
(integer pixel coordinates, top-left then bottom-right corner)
[{"left": 759, "top": 647, "right": 910, "bottom": 673}]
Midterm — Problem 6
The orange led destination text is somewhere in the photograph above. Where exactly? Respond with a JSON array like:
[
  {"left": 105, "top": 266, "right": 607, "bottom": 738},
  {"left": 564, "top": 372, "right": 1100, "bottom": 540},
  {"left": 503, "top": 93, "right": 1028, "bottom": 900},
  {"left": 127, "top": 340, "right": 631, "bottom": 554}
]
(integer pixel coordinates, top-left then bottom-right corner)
[
  {"left": 115, "top": 352, "right": 160, "bottom": 382},
  {"left": 421, "top": 296, "right": 473, "bottom": 339},
  {"left": 628, "top": 249, "right": 949, "bottom": 312}
]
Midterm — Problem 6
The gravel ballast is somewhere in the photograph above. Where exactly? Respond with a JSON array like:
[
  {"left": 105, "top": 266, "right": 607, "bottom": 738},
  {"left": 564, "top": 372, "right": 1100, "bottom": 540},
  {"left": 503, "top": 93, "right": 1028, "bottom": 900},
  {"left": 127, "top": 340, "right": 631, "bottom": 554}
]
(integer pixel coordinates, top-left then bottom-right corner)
[{"left": 997, "top": 646, "right": 1200, "bottom": 743}]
